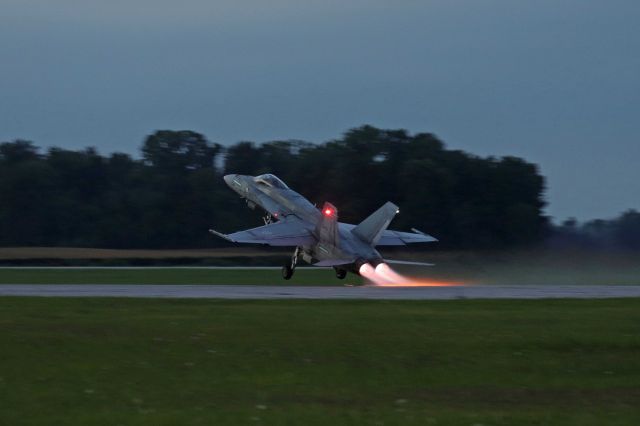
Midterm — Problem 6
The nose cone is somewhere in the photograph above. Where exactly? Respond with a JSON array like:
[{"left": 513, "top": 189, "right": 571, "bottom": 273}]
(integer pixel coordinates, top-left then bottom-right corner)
[{"left": 223, "top": 174, "right": 236, "bottom": 187}]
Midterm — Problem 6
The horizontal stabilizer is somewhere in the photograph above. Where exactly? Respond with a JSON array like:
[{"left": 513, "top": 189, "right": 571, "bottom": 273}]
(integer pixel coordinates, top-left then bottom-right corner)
[
  {"left": 314, "top": 258, "right": 356, "bottom": 267},
  {"left": 384, "top": 259, "right": 434, "bottom": 267},
  {"left": 376, "top": 229, "right": 438, "bottom": 246}
]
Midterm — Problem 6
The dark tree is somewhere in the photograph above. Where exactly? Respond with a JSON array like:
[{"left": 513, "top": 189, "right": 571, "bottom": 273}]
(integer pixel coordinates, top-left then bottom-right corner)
[
  {"left": 0, "top": 127, "right": 557, "bottom": 249},
  {"left": 142, "top": 130, "right": 221, "bottom": 172}
]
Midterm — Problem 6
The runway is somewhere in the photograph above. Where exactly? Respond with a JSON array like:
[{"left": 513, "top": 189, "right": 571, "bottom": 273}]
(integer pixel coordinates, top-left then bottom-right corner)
[{"left": 1, "top": 284, "right": 640, "bottom": 299}]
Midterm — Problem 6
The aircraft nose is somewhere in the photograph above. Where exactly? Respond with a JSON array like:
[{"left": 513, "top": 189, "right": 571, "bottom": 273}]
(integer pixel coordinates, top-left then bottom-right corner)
[{"left": 223, "top": 174, "right": 236, "bottom": 187}]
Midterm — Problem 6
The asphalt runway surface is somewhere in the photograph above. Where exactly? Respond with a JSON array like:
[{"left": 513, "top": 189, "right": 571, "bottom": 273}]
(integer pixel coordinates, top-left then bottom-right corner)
[{"left": 1, "top": 284, "right": 640, "bottom": 299}]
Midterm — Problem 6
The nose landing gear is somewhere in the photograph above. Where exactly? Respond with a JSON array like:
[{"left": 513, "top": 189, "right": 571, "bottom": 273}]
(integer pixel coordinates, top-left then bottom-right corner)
[
  {"left": 282, "top": 247, "right": 300, "bottom": 280},
  {"left": 334, "top": 267, "right": 347, "bottom": 280}
]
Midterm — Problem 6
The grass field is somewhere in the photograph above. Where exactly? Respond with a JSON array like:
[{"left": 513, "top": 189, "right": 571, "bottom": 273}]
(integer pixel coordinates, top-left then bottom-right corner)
[
  {"left": 1, "top": 297, "right": 639, "bottom": 425},
  {"left": 0, "top": 268, "right": 361, "bottom": 286}
]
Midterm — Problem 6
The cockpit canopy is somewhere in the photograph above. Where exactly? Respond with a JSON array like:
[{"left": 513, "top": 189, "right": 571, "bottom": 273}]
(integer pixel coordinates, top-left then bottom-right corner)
[{"left": 254, "top": 174, "right": 289, "bottom": 190}]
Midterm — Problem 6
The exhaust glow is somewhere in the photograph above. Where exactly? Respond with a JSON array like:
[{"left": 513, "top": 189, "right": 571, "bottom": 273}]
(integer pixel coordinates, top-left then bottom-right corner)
[
  {"left": 359, "top": 263, "right": 374, "bottom": 277},
  {"left": 358, "top": 262, "right": 461, "bottom": 287},
  {"left": 375, "top": 263, "right": 406, "bottom": 283},
  {"left": 358, "top": 263, "right": 391, "bottom": 286}
]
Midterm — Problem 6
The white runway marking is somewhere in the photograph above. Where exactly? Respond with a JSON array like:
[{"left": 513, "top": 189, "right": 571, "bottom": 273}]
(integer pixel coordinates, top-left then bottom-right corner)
[{"left": 1, "top": 284, "right": 640, "bottom": 299}]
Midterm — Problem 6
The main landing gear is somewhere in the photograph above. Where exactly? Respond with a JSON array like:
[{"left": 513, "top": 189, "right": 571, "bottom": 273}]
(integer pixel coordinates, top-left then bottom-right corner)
[
  {"left": 282, "top": 247, "right": 300, "bottom": 280},
  {"left": 334, "top": 267, "right": 347, "bottom": 280}
]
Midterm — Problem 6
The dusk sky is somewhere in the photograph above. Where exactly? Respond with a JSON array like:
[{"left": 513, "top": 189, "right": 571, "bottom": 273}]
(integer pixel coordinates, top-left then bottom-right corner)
[{"left": 1, "top": 0, "right": 638, "bottom": 222}]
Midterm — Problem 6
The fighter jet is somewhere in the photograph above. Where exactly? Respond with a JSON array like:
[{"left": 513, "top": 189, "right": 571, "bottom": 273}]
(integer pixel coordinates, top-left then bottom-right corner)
[{"left": 210, "top": 173, "right": 437, "bottom": 280}]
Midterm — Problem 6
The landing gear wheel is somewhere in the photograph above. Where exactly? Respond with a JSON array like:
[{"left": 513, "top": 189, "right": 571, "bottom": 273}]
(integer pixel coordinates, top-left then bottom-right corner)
[
  {"left": 282, "top": 247, "right": 300, "bottom": 280},
  {"left": 282, "top": 263, "right": 293, "bottom": 280},
  {"left": 334, "top": 268, "right": 347, "bottom": 280}
]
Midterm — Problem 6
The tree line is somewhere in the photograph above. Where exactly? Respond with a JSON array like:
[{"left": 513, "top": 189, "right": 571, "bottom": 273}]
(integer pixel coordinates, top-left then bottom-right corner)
[
  {"left": 1, "top": 126, "right": 551, "bottom": 249},
  {"left": 551, "top": 212, "right": 640, "bottom": 251}
]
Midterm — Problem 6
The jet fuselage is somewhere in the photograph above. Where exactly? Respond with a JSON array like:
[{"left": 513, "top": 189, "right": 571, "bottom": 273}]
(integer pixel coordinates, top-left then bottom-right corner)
[{"left": 223, "top": 173, "right": 380, "bottom": 269}]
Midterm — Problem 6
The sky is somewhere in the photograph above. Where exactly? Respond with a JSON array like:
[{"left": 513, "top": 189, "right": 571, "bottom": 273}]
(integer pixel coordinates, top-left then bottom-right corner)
[{"left": 1, "top": 0, "right": 639, "bottom": 222}]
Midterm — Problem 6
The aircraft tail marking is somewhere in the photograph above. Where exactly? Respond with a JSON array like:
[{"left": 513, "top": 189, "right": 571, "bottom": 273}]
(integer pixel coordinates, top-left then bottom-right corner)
[
  {"left": 351, "top": 201, "right": 399, "bottom": 246},
  {"left": 315, "top": 202, "right": 339, "bottom": 247}
]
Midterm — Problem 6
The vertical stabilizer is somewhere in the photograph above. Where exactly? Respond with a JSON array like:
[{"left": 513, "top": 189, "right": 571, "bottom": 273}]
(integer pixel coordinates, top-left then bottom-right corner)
[
  {"left": 315, "top": 202, "right": 339, "bottom": 247},
  {"left": 351, "top": 201, "right": 399, "bottom": 245}
]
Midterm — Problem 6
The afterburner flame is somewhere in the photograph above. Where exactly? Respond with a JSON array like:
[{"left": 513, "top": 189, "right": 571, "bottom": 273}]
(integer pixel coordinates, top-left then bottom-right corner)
[
  {"left": 375, "top": 263, "right": 406, "bottom": 283},
  {"left": 359, "top": 262, "right": 461, "bottom": 287},
  {"left": 358, "top": 263, "right": 389, "bottom": 286}
]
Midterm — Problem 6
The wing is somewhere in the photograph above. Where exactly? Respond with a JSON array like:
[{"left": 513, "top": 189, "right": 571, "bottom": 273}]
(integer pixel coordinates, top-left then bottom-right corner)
[
  {"left": 376, "top": 228, "right": 438, "bottom": 246},
  {"left": 210, "top": 216, "right": 315, "bottom": 246}
]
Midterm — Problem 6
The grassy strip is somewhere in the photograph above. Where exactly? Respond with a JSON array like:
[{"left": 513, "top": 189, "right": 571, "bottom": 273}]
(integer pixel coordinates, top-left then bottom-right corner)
[
  {"left": 391, "top": 250, "right": 640, "bottom": 285},
  {"left": 0, "top": 247, "right": 288, "bottom": 259},
  {"left": 0, "top": 267, "right": 361, "bottom": 286},
  {"left": 0, "top": 298, "right": 639, "bottom": 425},
  {"left": 3, "top": 248, "right": 640, "bottom": 284}
]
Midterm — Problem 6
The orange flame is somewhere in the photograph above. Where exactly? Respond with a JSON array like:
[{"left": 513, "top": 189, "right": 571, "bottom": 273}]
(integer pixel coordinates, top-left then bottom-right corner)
[
  {"left": 358, "top": 262, "right": 461, "bottom": 287},
  {"left": 358, "top": 263, "right": 389, "bottom": 286}
]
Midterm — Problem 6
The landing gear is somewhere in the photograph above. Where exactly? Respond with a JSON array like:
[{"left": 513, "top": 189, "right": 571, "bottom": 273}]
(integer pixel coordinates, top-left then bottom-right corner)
[
  {"left": 334, "top": 267, "right": 347, "bottom": 280},
  {"left": 282, "top": 263, "right": 293, "bottom": 280},
  {"left": 282, "top": 247, "right": 300, "bottom": 280}
]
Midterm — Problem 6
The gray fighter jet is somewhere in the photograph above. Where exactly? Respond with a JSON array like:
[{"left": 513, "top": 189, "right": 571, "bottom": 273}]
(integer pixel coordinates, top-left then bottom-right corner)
[{"left": 210, "top": 173, "right": 437, "bottom": 279}]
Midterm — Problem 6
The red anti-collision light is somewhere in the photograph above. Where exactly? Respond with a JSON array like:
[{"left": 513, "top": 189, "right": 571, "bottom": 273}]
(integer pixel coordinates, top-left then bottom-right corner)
[{"left": 324, "top": 208, "right": 333, "bottom": 216}]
